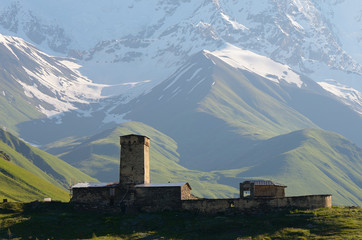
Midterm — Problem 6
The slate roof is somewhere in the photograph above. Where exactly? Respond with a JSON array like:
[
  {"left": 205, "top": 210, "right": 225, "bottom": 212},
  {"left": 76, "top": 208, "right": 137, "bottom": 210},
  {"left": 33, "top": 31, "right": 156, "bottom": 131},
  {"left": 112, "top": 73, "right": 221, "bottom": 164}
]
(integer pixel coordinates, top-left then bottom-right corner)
[
  {"left": 71, "top": 182, "right": 118, "bottom": 188},
  {"left": 120, "top": 134, "right": 150, "bottom": 139},
  {"left": 243, "top": 180, "right": 287, "bottom": 187},
  {"left": 135, "top": 182, "right": 191, "bottom": 189}
]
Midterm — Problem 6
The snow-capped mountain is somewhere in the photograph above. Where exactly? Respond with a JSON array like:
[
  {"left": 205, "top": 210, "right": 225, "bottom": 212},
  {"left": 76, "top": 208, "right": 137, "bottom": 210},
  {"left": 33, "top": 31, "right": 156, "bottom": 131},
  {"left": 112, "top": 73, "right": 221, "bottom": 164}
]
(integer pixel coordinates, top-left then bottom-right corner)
[
  {"left": 1, "top": 0, "right": 361, "bottom": 145},
  {"left": 17, "top": 44, "right": 362, "bottom": 155},
  {"left": 0, "top": 33, "right": 103, "bottom": 117},
  {"left": 0, "top": 0, "right": 360, "bottom": 91}
]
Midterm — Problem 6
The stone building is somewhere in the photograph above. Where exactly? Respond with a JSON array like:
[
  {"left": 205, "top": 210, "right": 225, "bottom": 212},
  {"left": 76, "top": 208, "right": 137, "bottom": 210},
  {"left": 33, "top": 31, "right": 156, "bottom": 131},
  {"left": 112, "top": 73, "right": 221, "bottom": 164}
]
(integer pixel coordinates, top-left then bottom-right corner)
[
  {"left": 240, "top": 180, "right": 286, "bottom": 199},
  {"left": 71, "top": 134, "right": 197, "bottom": 211},
  {"left": 71, "top": 134, "right": 332, "bottom": 213}
]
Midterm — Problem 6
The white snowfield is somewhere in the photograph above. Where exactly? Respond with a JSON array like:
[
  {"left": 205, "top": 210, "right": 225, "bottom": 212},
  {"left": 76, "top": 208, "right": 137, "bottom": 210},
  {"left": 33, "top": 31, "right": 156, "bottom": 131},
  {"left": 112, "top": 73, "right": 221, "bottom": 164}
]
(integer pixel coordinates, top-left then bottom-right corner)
[{"left": 206, "top": 44, "right": 303, "bottom": 88}]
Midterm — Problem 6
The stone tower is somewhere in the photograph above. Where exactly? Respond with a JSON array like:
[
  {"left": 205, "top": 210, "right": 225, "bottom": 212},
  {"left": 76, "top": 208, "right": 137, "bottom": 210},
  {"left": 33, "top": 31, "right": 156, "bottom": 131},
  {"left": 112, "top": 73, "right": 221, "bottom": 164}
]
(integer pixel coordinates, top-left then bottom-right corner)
[{"left": 119, "top": 134, "right": 150, "bottom": 186}]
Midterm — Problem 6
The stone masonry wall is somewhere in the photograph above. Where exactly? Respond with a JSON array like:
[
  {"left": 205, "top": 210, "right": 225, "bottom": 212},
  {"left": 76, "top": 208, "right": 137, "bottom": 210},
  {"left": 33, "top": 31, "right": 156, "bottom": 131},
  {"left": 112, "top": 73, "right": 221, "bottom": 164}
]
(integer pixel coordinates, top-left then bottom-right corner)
[
  {"left": 181, "top": 185, "right": 198, "bottom": 200},
  {"left": 135, "top": 186, "right": 182, "bottom": 212},
  {"left": 119, "top": 135, "right": 150, "bottom": 185},
  {"left": 71, "top": 187, "right": 129, "bottom": 206},
  {"left": 254, "top": 185, "right": 285, "bottom": 198},
  {"left": 182, "top": 195, "right": 332, "bottom": 214},
  {"left": 71, "top": 188, "right": 113, "bottom": 206}
]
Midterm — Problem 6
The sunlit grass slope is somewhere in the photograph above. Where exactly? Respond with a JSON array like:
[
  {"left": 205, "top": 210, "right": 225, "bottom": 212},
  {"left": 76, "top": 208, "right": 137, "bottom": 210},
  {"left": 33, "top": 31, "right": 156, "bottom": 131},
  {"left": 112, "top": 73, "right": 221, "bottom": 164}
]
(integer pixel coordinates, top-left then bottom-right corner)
[
  {"left": 0, "top": 128, "right": 97, "bottom": 190},
  {"left": 0, "top": 158, "right": 69, "bottom": 202}
]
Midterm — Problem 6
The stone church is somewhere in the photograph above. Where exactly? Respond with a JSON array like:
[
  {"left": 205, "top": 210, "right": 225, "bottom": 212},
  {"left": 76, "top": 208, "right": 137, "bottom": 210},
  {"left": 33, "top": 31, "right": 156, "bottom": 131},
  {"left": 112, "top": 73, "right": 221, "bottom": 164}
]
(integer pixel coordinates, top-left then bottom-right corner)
[{"left": 71, "top": 134, "right": 331, "bottom": 213}]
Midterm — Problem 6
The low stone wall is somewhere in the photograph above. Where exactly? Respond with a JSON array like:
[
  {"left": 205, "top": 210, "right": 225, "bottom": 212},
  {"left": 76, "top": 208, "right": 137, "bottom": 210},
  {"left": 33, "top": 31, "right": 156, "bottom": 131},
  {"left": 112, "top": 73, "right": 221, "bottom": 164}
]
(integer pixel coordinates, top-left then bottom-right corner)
[{"left": 182, "top": 195, "right": 332, "bottom": 214}]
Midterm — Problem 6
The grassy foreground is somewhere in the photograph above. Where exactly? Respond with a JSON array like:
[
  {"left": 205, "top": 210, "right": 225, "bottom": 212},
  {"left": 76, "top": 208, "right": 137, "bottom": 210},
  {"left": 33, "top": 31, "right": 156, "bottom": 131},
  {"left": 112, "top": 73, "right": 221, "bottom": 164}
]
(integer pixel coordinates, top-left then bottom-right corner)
[{"left": 0, "top": 203, "right": 360, "bottom": 239}]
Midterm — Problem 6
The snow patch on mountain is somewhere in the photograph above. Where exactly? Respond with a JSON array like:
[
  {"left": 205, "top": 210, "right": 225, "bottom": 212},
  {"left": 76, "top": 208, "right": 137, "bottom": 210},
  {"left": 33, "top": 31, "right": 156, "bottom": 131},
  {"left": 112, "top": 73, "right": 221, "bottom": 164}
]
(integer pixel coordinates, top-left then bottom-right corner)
[
  {"left": 0, "top": 34, "right": 19, "bottom": 59},
  {"left": 206, "top": 44, "right": 303, "bottom": 87},
  {"left": 286, "top": 14, "right": 304, "bottom": 31},
  {"left": 318, "top": 80, "right": 362, "bottom": 114},
  {"left": 220, "top": 12, "right": 248, "bottom": 31}
]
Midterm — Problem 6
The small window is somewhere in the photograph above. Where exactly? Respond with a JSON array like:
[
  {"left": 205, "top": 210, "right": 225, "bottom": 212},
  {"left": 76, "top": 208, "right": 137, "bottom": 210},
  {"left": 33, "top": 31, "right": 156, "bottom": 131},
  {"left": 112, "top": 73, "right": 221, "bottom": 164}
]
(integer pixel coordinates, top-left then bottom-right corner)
[{"left": 243, "top": 190, "right": 251, "bottom": 197}]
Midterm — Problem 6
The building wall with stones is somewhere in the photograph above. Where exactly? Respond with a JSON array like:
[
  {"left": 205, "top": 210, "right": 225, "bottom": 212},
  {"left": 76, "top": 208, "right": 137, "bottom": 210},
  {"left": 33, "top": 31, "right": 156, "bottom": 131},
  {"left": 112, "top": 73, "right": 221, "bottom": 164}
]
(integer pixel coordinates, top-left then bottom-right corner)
[
  {"left": 181, "top": 184, "right": 198, "bottom": 200},
  {"left": 71, "top": 187, "right": 117, "bottom": 206},
  {"left": 240, "top": 181, "right": 286, "bottom": 199},
  {"left": 182, "top": 195, "right": 332, "bottom": 214},
  {"left": 254, "top": 185, "right": 285, "bottom": 198},
  {"left": 135, "top": 186, "right": 182, "bottom": 211},
  {"left": 119, "top": 135, "right": 150, "bottom": 185},
  {"left": 134, "top": 183, "right": 197, "bottom": 212}
]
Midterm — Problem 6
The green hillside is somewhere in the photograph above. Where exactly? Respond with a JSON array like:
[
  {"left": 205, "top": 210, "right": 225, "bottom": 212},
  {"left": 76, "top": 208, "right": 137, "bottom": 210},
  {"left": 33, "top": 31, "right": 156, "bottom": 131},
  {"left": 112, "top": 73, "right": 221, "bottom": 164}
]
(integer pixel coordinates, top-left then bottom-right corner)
[
  {"left": 0, "top": 128, "right": 97, "bottom": 190},
  {"left": 199, "top": 54, "right": 317, "bottom": 139},
  {"left": 44, "top": 121, "right": 238, "bottom": 198},
  {"left": 0, "top": 157, "right": 69, "bottom": 202},
  {"left": 124, "top": 52, "right": 323, "bottom": 170},
  {"left": 215, "top": 128, "right": 362, "bottom": 206}
]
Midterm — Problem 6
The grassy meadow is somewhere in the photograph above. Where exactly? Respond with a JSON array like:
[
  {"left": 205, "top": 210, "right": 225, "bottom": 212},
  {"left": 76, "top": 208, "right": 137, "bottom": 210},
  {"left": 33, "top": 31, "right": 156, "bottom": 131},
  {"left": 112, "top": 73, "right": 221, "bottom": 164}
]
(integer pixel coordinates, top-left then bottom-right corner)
[{"left": 0, "top": 202, "right": 360, "bottom": 239}]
